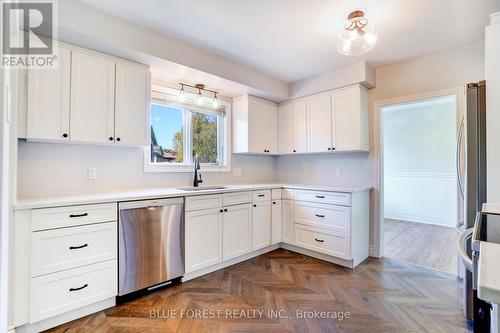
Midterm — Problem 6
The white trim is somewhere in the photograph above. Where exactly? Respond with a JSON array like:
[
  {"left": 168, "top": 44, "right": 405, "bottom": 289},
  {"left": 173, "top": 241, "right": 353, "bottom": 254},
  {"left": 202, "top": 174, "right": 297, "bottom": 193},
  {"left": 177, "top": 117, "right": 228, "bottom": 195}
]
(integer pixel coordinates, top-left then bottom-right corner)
[
  {"left": 384, "top": 213, "right": 457, "bottom": 227},
  {"left": 384, "top": 172, "right": 456, "bottom": 178},
  {"left": 373, "top": 87, "right": 464, "bottom": 259}
]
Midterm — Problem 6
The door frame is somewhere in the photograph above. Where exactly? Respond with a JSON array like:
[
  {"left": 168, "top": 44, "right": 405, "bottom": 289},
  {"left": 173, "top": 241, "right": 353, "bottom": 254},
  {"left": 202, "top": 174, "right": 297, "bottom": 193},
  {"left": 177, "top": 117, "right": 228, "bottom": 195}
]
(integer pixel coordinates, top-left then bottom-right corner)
[{"left": 372, "top": 86, "right": 465, "bottom": 258}]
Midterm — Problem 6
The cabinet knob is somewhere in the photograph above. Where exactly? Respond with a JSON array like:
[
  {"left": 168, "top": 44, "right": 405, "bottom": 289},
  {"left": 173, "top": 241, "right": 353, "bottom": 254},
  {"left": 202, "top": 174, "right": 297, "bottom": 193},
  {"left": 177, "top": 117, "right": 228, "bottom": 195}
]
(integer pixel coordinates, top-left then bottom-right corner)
[
  {"left": 224, "top": 208, "right": 228, "bottom": 212},
  {"left": 116, "top": 137, "right": 121, "bottom": 142},
  {"left": 253, "top": 204, "right": 257, "bottom": 207},
  {"left": 220, "top": 209, "right": 223, "bottom": 213},
  {"left": 331, "top": 147, "right": 336, "bottom": 150},
  {"left": 273, "top": 201, "right": 276, "bottom": 205},
  {"left": 293, "top": 149, "right": 296, "bottom": 152},
  {"left": 109, "top": 137, "right": 114, "bottom": 141},
  {"left": 328, "top": 147, "right": 331, "bottom": 151},
  {"left": 62, "top": 133, "right": 68, "bottom": 138}
]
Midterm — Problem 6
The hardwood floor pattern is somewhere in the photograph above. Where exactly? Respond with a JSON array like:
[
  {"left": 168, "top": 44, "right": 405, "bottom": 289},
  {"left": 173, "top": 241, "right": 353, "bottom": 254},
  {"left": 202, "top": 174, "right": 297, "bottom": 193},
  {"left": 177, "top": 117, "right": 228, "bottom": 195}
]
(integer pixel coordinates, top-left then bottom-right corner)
[
  {"left": 384, "top": 219, "right": 458, "bottom": 273},
  {"left": 46, "top": 249, "right": 471, "bottom": 333}
]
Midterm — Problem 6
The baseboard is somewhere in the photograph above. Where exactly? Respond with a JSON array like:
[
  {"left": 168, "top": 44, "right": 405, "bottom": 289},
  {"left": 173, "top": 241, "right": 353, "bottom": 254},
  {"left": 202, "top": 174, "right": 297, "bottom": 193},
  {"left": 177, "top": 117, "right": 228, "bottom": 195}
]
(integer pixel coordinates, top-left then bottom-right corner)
[
  {"left": 183, "top": 244, "right": 280, "bottom": 281},
  {"left": 15, "top": 297, "right": 115, "bottom": 333},
  {"left": 385, "top": 213, "right": 456, "bottom": 227}
]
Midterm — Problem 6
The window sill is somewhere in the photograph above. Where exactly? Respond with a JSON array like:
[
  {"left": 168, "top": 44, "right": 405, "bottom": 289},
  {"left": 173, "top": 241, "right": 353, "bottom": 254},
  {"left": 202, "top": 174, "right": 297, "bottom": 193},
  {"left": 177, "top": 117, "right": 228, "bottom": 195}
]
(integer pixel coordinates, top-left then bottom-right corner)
[{"left": 144, "top": 164, "right": 231, "bottom": 173}]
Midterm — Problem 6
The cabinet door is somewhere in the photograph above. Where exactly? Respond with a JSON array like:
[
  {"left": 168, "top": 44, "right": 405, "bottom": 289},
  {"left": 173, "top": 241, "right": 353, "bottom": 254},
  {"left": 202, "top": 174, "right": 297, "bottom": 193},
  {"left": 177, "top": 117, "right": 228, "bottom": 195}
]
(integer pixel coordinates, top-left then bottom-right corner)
[
  {"left": 282, "top": 200, "right": 295, "bottom": 244},
  {"left": 332, "top": 86, "right": 367, "bottom": 151},
  {"left": 248, "top": 97, "right": 267, "bottom": 153},
  {"left": 294, "top": 101, "right": 308, "bottom": 153},
  {"left": 115, "top": 63, "right": 151, "bottom": 146},
  {"left": 223, "top": 204, "right": 252, "bottom": 260},
  {"left": 278, "top": 104, "right": 294, "bottom": 154},
  {"left": 307, "top": 95, "right": 332, "bottom": 153},
  {"left": 70, "top": 51, "right": 115, "bottom": 143},
  {"left": 252, "top": 201, "right": 271, "bottom": 250},
  {"left": 185, "top": 208, "right": 223, "bottom": 273},
  {"left": 265, "top": 104, "right": 278, "bottom": 154},
  {"left": 27, "top": 47, "right": 71, "bottom": 142},
  {"left": 271, "top": 200, "right": 282, "bottom": 245}
]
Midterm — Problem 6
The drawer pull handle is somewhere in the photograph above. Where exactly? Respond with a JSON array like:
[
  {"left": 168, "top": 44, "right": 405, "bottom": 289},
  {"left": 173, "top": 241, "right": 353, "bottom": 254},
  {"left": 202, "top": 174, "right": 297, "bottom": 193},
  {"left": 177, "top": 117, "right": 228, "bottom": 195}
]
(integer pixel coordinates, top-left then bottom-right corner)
[
  {"left": 69, "top": 244, "right": 88, "bottom": 250},
  {"left": 315, "top": 195, "right": 325, "bottom": 199},
  {"left": 258, "top": 194, "right": 265, "bottom": 197},
  {"left": 315, "top": 214, "right": 325, "bottom": 218},
  {"left": 69, "top": 213, "right": 88, "bottom": 218},
  {"left": 315, "top": 238, "right": 325, "bottom": 243},
  {"left": 69, "top": 284, "right": 88, "bottom": 292}
]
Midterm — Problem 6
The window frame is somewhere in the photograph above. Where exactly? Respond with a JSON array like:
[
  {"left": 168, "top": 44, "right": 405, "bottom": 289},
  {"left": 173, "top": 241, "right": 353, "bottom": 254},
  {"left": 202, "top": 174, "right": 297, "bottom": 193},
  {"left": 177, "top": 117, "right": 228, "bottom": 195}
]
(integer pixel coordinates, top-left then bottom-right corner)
[{"left": 144, "top": 85, "right": 231, "bottom": 173}]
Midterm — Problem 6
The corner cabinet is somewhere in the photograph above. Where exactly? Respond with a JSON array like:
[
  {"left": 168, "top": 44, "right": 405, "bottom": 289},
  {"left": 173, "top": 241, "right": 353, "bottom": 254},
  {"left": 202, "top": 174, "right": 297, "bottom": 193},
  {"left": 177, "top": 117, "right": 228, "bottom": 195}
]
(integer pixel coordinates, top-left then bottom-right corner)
[
  {"left": 232, "top": 95, "right": 278, "bottom": 154},
  {"left": 278, "top": 84, "right": 369, "bottom": 155},
  {"left": 24, "top": 43, "right": 151, "bottom": 146}
]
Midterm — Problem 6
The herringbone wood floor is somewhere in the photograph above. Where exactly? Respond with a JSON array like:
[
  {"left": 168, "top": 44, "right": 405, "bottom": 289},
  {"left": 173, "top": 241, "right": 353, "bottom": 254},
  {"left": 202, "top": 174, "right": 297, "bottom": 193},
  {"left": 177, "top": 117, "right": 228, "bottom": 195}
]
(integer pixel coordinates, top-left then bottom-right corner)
[{"left": 46, "top": 249, "right": 472, "bottom": 333}]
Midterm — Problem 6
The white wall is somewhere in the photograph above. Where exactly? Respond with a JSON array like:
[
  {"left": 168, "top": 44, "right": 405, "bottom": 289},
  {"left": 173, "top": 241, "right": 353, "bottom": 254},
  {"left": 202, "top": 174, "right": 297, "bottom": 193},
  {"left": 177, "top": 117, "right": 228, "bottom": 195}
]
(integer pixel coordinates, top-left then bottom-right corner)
[
  {"left": 17, "top": 141, "right": 276, "bottom": 195},
  {"left": 383, "top": 100, "right": 457, "bottom": 227}
]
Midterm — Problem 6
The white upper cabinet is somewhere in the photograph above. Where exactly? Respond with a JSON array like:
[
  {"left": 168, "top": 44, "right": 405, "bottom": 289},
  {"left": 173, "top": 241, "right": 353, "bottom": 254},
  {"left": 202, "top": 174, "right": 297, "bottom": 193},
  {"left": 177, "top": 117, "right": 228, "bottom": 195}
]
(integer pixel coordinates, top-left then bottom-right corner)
[
  {"left": 24, "top": 42, "right": 151, "bottom": 146},
  {"left": 232, "top": 95, "right": 278, "bottom": 154},
  {"left": 265, "top": 103, "right": 278, "bottom": 154},
  {"left": 294, "top": 101, "right": 308, "bottom": 153},
  {"left": 277, "top": 84, "right": 369, "bottom": 155},
  {"left": 70, "top": 51, "right": 116, "bottom": 144},
  {"left": 115, "top": 63, "right": 151, "bottom": 146},
  {"left": 278, "top": 104, "right": 294, "bottom": 154},
  {"left": 332, "top": 85, "right": 369, "bottom": 151},
  {"left": 307, "top": 94, "right": 332, "bottom": 153},
  {"left": 27, "top": 47, "right": 71, "bottom": 142}
]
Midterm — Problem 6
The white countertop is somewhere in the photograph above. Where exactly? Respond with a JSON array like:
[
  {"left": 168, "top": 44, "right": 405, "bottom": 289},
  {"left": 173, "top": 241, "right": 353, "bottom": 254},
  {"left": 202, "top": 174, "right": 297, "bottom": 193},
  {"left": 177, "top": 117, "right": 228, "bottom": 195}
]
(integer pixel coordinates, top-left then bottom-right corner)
[
  {"left": 15, "top": 183, "right": 372, "bottom": 210},
  {"left": 478, "top": 241, "right": 500, "bottom": 305}
]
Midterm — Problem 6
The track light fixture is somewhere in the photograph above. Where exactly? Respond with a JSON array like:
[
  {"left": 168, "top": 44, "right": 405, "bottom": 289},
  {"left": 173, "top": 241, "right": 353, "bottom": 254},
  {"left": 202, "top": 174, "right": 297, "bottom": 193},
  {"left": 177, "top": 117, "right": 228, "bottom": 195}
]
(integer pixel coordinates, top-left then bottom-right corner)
[{"left": 178, "top": 83, "right": 220, "bottom": 109}]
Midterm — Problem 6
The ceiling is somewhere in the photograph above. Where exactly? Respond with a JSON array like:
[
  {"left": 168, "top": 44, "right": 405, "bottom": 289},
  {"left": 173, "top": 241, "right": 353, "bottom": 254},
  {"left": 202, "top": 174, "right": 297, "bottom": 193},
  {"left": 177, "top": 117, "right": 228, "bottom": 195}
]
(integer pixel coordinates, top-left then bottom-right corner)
[{"left": 77, "top": 0, "right": 499, "bottom": 83}]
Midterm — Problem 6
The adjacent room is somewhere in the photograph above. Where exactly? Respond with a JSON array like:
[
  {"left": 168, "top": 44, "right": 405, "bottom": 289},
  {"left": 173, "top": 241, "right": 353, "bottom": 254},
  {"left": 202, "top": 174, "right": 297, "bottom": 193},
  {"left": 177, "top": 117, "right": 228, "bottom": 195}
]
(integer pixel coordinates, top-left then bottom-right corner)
[{"left": 382, "top": 95, "right": 460, "bottom": 273}]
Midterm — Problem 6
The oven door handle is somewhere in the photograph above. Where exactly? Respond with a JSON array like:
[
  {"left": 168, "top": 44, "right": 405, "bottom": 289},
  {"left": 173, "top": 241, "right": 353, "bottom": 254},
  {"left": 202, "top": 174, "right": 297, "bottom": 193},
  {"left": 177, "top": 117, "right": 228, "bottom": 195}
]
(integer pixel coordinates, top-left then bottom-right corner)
[{"left": 457, "top": 227, "right": 473, "bottom": 272}]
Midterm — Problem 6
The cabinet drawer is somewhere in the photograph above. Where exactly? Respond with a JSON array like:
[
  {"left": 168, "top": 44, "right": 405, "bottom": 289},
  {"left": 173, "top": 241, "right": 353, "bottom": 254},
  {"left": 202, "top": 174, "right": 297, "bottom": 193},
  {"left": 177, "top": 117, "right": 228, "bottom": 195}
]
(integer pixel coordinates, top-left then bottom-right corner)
[
  {"left": 185, "top": 194, "right": 222, "bottom": 211},
  {"left": 30, "top": 260, "right": 117, "bottom": 323},
  {"left": 294, "top": 225, "right": 350, "bottom": 260},
  {"left": 271, "top": 189, "right": 282, "bottom": 200},
  {"left": 295, "top": 202, "right": 350, "bottom": 233},
  {"left": 223, "top": 191, "right": 252, "bottom": 206},
  {"left": 31, "top": 203, "right": 117, "bottom": 231},
  {"left": 253, "top": 190, "right": 270, "bottom": 202},
  {"left": 295, "top": 190, "right": 351, "bottom": 206},
  {"left": 31, "top": 222, "right": 117, "bottom": 277},
  {"left": 282, "top": 189, "right": 295, "bottom": 200}
]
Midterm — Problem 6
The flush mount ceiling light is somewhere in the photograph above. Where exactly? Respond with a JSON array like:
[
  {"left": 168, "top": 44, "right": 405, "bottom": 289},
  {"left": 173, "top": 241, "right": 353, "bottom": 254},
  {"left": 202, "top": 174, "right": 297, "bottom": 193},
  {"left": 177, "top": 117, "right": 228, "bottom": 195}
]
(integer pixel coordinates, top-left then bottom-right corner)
[
  {"left": 337, "top": 10, "right": 377, "bottom": 56},
  {"left": 178, "top": 83, "right": 219, "bottom": 109}
]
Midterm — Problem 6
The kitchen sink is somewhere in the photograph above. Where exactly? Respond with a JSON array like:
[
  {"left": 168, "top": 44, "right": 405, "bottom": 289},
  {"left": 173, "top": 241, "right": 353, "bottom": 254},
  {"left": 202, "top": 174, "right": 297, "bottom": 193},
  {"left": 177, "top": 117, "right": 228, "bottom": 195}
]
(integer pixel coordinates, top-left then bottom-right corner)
[{"left": 176, "top": 186, "right": 228, "bottom": 191}]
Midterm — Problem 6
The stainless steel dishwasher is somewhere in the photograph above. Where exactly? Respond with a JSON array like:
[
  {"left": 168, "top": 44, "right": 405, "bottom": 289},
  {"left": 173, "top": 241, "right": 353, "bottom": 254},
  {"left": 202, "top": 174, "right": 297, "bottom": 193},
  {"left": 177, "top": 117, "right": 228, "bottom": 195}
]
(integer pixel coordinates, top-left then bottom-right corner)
[{"left": 118, "top": 198, "right": 184, "bottom": 296}]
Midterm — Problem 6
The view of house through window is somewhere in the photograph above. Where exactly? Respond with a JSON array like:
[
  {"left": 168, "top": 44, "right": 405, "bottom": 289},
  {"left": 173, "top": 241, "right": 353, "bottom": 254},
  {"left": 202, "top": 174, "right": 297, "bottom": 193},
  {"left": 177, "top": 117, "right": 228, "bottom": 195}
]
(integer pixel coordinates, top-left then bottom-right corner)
[{"left": 150, "top": 102, "right": 223, "bottom": 166}]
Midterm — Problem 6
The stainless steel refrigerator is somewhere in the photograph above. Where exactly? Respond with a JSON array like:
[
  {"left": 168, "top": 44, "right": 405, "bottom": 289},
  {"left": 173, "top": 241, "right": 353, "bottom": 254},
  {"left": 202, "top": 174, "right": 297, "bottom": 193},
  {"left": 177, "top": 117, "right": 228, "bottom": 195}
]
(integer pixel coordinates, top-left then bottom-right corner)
[{"left": 459, "top": 81, "right": 487, "bottom": 320}]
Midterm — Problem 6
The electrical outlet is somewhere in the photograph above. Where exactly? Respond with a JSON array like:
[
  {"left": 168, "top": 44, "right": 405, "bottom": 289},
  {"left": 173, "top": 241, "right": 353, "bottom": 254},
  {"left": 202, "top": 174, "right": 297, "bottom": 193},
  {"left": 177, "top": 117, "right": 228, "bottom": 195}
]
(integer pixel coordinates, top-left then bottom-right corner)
[
  {"left": 335, "top": 168, "right": 342, "bottom": 176},
  {"left": 88, "top": 168, "right": 97, "bottom": 180},
  {"left": 232, "top": 168, "right": 242, "bottom": 177}
]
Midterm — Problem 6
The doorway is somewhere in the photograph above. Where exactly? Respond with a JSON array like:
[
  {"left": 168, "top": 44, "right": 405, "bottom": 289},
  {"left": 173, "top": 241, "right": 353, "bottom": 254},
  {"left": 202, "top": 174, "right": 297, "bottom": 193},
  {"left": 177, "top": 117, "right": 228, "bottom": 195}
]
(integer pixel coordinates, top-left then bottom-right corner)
[{"left": 381, "top": 94, "right": 461, "bottom": 273}]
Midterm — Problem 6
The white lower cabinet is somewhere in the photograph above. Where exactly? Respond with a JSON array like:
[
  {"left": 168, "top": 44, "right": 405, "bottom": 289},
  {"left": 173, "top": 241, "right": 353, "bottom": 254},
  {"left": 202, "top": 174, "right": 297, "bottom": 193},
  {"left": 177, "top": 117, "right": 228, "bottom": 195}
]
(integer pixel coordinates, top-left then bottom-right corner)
[
  {"left": 223, "top": 204, "right": 252, "bottom": 260},
  {"left": 282, "top": 199, "right": 295, "bottom": 244},
  {"left": 271, "top": 199, "right": 282, "bottom": 245},
  {"left": 185, "top": 208, "right": 223, "bottom": 273},
  {"left": 252, "top": 201, "right": 271, "bottom": 250},
  {"left": 30, "top": 260, "right": 117, "bottom": 323},
  {"left": 294, "top": 224, "right": 349, "bottom": 260}
]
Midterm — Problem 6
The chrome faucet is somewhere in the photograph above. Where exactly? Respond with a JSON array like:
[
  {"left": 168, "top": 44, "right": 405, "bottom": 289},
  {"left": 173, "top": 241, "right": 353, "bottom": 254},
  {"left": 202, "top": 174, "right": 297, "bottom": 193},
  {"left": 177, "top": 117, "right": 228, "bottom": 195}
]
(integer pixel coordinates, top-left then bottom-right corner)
[{"left": 193, "top": 155, "right": 203, "bottom": 187}]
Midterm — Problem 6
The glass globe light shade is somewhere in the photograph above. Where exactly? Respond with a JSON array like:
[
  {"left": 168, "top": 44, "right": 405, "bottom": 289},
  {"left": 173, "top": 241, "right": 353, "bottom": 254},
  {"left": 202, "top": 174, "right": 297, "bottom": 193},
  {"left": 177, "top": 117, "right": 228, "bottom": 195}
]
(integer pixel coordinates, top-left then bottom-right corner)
[{"left": 337, "top": 12, "right": 377, "bottom": 56}]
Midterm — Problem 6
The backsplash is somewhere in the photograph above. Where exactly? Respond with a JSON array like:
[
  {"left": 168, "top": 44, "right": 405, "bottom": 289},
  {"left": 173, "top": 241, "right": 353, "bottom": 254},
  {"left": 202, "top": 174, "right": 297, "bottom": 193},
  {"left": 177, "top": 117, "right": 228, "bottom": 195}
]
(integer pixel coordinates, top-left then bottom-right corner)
[{"left": 17, "top": 141, "right": 277, "bottom": 195}]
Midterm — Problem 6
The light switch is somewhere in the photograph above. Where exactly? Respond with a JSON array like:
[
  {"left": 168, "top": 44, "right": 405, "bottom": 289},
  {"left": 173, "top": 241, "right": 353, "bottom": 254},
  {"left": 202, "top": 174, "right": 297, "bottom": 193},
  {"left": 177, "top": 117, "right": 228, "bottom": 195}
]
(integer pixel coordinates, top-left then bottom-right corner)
[{"left": 88, "top": 168, "right": 97, "bottom": 180}]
